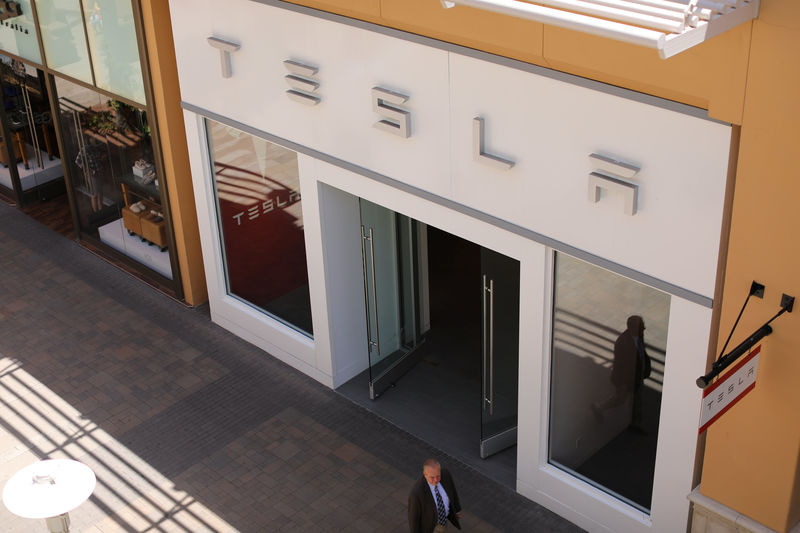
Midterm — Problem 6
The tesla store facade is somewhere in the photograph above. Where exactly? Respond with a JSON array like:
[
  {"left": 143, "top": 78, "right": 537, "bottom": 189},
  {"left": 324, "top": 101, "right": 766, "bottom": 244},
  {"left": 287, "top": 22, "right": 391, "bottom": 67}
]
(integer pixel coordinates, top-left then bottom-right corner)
[{"left": 169, "top": 0, "right": 736, "bottom": 531}]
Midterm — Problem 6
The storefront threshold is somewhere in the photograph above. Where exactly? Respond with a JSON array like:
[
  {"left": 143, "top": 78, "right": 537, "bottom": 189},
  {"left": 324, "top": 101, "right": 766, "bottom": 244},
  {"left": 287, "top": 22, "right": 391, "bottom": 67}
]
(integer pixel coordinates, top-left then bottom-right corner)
[
  {"left": 77, "top": 238, "right": 185, "bottom": 306},
  {"left": 688, "top": 487, "right": 800, "bottom": 533}
]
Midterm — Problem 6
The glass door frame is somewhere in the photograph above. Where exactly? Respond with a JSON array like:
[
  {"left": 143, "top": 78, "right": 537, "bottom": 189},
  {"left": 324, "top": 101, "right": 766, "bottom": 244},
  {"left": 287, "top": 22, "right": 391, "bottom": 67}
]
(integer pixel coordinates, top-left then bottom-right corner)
[
  {"left": 479, "top": 246, "right": 520, "bottom": 459},
  {"left": 360, "top": 199, "right": 426, "bottom": 400}
]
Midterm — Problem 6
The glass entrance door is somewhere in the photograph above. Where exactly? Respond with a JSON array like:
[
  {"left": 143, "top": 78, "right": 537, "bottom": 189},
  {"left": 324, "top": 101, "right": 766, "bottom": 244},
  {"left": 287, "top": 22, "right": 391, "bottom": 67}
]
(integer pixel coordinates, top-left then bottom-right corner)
[
  {"left": 0, "top": 57, "right": 62, "bottom": 200},
  {"left": 480, "top": 247, "right": 520, "bottom": 458},
  {"left": 359, "top": 198, "right": 423, "bottom": 399}
]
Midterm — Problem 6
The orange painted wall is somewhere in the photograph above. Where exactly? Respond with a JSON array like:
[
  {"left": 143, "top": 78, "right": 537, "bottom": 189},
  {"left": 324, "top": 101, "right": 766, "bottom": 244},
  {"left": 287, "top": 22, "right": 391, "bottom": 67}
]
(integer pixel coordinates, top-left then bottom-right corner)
[
  {"left": 699, "top": 2, "right": 800, "bottom": 531},
  {"left": 140, "top": 0, "right": 207, "bottom": 305},
  {"left": 281, "top": 0, "right": 799, "bottom": 529}
]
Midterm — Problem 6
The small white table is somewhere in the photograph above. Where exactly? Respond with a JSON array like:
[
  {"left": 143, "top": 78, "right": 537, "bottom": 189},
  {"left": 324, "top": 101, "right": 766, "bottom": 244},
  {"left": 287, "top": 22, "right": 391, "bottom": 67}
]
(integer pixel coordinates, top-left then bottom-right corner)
[{"left": 2, "top": 459, "right": 96, "bottom": 533}]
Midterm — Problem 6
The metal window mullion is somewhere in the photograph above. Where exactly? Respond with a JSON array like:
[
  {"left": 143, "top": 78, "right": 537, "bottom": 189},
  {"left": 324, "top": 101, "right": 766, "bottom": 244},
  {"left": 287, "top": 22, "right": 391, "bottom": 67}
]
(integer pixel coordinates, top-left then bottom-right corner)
[
  {"left": 76, "top": 0, "right": 97, "bottom": 87},
  {"left": 28, "top": 0, "right": 48, "bottom": 68}
]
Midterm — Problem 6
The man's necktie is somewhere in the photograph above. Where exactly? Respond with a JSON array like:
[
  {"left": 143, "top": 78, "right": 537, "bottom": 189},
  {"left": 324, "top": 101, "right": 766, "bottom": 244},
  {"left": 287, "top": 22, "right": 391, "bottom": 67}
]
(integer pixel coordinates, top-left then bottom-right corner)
[{"left": 434, "top": 485, "right": 447, "bottom": 525}]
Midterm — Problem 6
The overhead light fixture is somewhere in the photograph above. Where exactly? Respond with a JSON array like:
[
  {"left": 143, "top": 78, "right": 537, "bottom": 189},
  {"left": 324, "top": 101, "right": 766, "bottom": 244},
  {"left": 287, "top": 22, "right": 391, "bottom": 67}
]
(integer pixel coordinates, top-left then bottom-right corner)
[{"left": 440, "top": 0, "right": 759, "bottom": 59}]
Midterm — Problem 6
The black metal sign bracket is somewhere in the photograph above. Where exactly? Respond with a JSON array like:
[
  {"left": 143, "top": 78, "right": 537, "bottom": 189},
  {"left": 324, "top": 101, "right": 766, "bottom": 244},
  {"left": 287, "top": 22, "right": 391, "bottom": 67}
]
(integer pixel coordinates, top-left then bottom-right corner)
[{"left": 696, "top": 286, "right": 794, "bottom": 389}]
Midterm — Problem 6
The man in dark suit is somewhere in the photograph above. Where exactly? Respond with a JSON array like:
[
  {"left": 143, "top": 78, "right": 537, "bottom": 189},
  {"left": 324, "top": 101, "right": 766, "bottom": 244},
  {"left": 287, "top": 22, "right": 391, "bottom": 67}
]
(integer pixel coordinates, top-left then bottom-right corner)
[
  {"left": 592, "top": 315, "right": 652, "bottom": 431},
  {"left": 408, "top": 458, "right": 462, "bottom": 533}
]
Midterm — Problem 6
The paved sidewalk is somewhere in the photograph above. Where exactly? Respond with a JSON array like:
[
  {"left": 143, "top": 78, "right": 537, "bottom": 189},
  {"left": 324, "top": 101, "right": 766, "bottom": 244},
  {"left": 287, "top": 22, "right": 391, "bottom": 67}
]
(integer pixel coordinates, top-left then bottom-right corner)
[{"left": 0, "top": 202, "right": 582, "bottom": 532}]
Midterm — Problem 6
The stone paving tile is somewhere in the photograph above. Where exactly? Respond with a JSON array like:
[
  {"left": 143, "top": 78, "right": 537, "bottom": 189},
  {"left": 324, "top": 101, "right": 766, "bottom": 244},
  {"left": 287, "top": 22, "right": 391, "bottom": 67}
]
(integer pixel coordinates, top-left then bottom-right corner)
[{"left": 0, "top": 201, "right": 583, "bottom": 532}]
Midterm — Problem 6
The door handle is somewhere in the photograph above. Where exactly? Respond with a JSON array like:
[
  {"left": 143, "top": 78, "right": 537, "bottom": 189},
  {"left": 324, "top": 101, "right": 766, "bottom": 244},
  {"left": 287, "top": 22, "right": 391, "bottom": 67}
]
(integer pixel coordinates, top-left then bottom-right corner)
[
  {"left": 482, "top": 275, "right": 487, "bottom": 412},
  {"left": 368, "top": 227, "right": 381, "bottom": 356},
  {"left": 482, "top": 275, "right": 495, "bottom": 415},
  {"left": 361, "top": 225, "right": 374, "bottom": 354},
  {"left": 361, "top": 225, "right": 381, "bottom": 357},
  {"left": 489, "top": 277, "right": 494, "bottom": 416},
  {"left": 21, "top": 85, "right": 43, "bottom": 169}
]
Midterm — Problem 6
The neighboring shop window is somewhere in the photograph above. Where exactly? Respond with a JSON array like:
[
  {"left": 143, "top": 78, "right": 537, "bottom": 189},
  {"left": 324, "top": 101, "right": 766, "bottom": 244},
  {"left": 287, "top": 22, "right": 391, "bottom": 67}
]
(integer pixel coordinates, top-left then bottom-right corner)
[
  {"left": 0, "top": 0, "right": 42, "bottom": 64},
  {"left": 206, "top": 119, "right": 313, "bottom": 337},
  {"left": 55, "top": 76, "right": 172, "bottom": 279},
  {"left": 82, "top": 0, "right": 145, "bottom": 104},
  {"left": 35, "top": 0, "right": 93, "bottom": 83},
  {"left": 548, "top": 252, "right": 670, "bottom": 513},
  {"left": 0, "top": 56, "right": 62, "bottom": 196}
]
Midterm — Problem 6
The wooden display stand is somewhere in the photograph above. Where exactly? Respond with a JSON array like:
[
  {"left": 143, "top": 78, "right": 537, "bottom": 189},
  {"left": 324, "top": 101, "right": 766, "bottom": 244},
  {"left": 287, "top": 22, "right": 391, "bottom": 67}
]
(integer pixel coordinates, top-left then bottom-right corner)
[
  {"left": 120, "top": 182, "right": 167, "bottom": 251},
  {"left": 0, "top": 130, "right": 27, "bottom": 168},
  {"left": 141, "top": 214, "right": 167, "bottom": 247}
]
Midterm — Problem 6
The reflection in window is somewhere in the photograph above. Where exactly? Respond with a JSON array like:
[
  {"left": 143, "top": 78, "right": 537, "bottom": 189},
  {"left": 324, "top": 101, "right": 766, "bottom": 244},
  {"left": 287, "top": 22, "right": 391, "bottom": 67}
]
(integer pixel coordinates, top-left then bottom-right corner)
[
  {"left": 83, "top": 0, "right": 145, "bottom": 104},
  {"left": 0, "top": 0, "right": 42, "bottom": 63},
  {"left": 35, "top": 0, "right": 93, "bottom": 83},
  {"left": 549, "top": 253, "right": 670, "bottom": 512},
  {"left": 207, "top": 120, "right": 313, "bottom": 337}
]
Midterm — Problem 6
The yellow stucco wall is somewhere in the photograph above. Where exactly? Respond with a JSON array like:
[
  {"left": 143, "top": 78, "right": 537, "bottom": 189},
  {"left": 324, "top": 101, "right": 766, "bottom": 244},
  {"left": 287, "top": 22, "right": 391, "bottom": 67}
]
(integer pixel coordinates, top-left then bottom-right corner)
[
  {"left": 700, "top": 3, "right": 800, "bottom": 531},
  {"left": 281, "top": 0, "right": 799, "bottom": 529},
  {"left": 140, "top": 0, "right": 208, "bottom": 305}
]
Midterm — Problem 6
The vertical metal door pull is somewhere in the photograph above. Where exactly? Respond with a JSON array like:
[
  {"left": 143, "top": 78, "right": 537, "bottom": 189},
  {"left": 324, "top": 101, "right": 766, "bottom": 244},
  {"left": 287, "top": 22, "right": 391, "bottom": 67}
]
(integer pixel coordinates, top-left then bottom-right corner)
[
  {"left": 482, "top": 275, "right": 495, "bottom": 415},
  {"left": 368, "top": 227, "right": 380, "bottom": 356},
  {"left": 361, "top": 226, "right": 376, "bottom": 354},
  {"left": 489, "top": 278, "right": 494, "bottom": 416},
  {"left": 21, "top": 85, "right": 43, "bottom": 169},
  {"left": 482, "top": 275, "right": 487, "bottom": 412}
]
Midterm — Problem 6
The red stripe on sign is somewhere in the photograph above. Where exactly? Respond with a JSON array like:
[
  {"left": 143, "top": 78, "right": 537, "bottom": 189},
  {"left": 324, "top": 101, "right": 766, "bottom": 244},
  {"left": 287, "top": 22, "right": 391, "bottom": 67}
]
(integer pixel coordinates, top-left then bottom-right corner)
[
  {"left": 698, "top": 382, "right": 756, "bottom": 434},
  {"left": 702, "top": 344, "right": 762, "bottom": 398}
]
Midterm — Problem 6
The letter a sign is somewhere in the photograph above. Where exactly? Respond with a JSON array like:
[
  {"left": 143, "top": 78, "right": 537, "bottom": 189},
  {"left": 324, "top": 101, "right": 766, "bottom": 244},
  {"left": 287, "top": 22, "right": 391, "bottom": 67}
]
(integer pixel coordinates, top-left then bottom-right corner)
[{"left": 698, "top": 345, "right": 761, "bottom": 434}]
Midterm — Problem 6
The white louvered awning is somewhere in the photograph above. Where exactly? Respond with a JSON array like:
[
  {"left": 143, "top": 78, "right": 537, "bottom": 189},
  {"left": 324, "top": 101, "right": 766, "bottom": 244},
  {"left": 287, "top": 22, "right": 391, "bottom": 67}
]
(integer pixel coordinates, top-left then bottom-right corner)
[{"left": 440, "top": 0, "right": 759, "bottom": 59}]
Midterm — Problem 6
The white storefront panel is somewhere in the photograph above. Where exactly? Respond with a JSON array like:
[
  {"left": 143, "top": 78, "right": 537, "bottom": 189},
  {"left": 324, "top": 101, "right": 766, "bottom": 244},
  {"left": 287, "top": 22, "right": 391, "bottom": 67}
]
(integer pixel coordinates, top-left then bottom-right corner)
[
  {"left": 448, "top": 54, "right": 731, "bottom": 298},
  {"left": 171, "top": 0, "right": 730, "bottom": 299},
  {"left": 172, "top": 0, "right": 451, "bottom": 198},
  {"left": 170, "top": 1, "right": 731, "bottom": 531}
]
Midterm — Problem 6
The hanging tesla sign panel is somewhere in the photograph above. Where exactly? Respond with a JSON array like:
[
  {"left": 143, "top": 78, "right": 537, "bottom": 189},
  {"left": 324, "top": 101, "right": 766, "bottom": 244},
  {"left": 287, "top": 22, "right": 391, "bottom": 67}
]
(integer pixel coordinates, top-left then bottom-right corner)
[{"left": 698, "top": 345, "right": 761, "bottom": 434}]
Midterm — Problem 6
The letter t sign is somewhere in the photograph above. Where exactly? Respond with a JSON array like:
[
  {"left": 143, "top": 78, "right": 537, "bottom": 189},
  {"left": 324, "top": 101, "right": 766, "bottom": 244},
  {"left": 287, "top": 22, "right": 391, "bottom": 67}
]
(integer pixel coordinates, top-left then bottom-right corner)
[{"left": 207, "top": 36, "right": 241, "bottom": 79}]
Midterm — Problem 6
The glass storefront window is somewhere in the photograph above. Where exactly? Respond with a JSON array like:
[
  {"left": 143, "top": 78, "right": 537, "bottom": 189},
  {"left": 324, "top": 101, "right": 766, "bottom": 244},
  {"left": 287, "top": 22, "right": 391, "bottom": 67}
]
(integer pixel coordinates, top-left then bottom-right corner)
[
  {"left": 35, "top": 0, "right": 93, "bottom": 83},
  {"left": 0, "top": 0, "right": 42, "bottom": 63},
  {"left": 206, "top": 119, "right": 313, "bottom": 337},
  {"left": 55, "top": 76, "right": 172, "bottom": 279},
  {"left": 548, "top": 252, "right": 670, "bottom": 512},
  {"left": 83, "top": 0, "right": 145, "bottom": 104}
]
